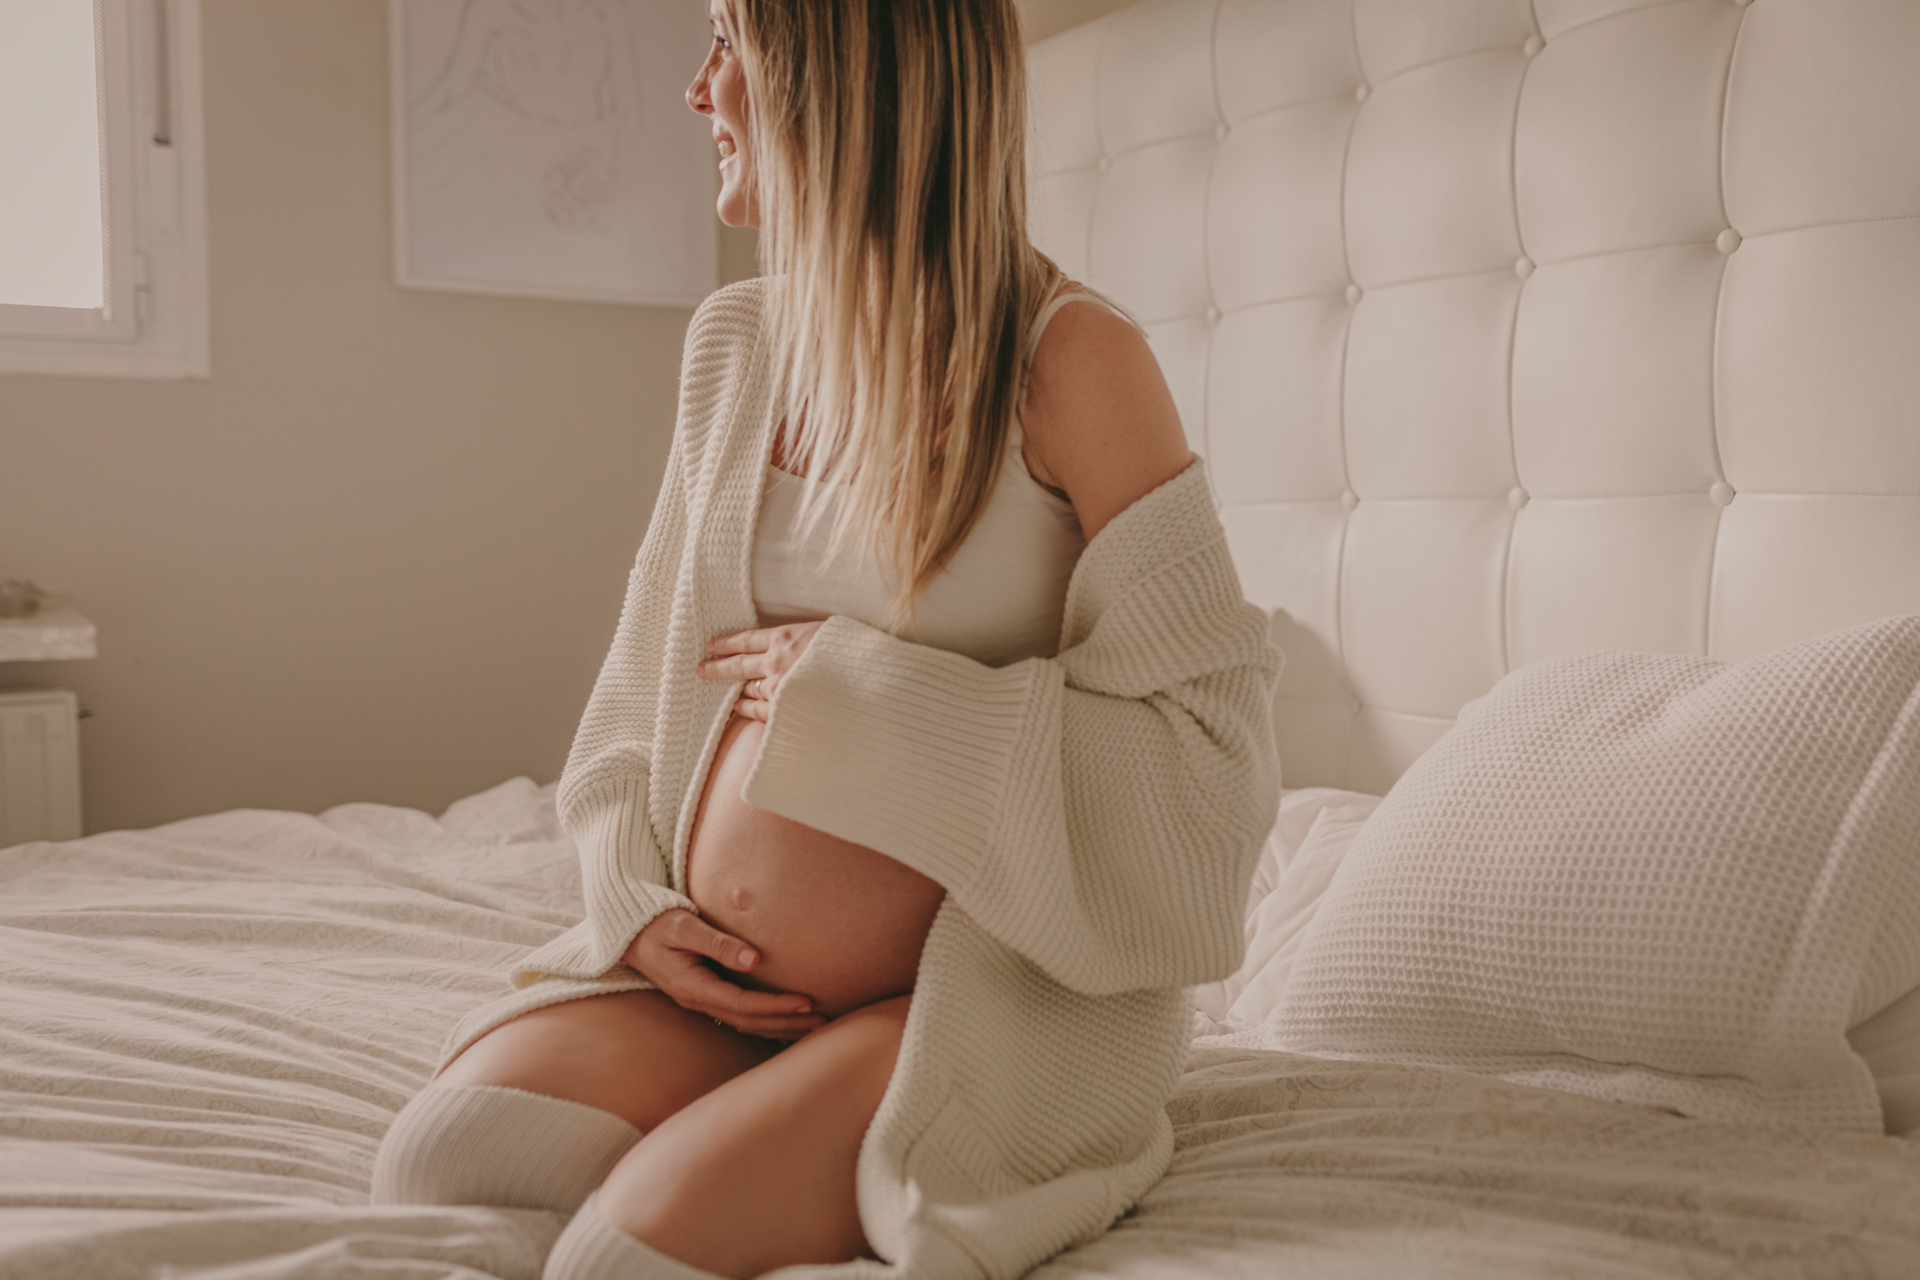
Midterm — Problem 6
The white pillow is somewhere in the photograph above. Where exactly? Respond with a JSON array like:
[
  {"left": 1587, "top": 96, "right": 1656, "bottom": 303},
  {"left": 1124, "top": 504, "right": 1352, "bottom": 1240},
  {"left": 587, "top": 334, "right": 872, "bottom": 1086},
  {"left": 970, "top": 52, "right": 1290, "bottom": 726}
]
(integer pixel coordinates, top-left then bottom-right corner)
[
  {"left": 1227, "top": 801, "right": 1375, "bottom": 1026},
  {"left": 1269, "top": 616, "right": 1920, "bottom": 1133},
  {"left": 1190, "top": 789, "right": 1380, "bottom": 1030},
  {"left": 1207, "top": 803, "right": 1920, "bottom": 1138},
  {"left": 1850, "top": 984, "right": 1920, "bottom": 1137}
]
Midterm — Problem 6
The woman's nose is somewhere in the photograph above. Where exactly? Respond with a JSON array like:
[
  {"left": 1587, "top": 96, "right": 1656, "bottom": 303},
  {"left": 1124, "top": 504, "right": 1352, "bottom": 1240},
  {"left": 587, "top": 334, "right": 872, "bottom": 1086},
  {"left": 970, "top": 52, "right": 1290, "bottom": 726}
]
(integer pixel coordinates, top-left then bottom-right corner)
[{"left": 687, "top": 61, "right": 712, "bottom": 115}]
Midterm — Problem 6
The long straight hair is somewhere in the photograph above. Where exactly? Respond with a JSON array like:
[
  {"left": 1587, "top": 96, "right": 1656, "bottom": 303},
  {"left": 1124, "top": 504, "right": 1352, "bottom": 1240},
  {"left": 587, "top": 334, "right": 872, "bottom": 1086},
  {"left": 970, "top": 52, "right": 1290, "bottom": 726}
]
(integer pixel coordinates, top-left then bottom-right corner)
[{"left": 726, "top": 0, "right": 1061, "bottom": 621}]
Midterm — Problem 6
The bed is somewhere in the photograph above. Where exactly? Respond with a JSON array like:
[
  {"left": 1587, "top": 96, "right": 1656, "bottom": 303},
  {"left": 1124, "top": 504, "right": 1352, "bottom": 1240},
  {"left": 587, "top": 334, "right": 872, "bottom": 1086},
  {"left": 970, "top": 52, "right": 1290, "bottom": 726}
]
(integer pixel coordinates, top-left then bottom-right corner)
[
  {"left": 7, "top": 0, "right": 1920, "bottom": 1275},
  {"left": 5, "top": 782, "right": 1917, "bottom": 1278}
]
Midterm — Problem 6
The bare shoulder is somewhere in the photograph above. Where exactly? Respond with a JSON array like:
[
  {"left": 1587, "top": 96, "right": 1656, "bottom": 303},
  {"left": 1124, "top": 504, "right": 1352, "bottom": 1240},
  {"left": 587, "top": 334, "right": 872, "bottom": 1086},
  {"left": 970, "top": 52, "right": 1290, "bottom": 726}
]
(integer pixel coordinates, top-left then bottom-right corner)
[{"left": 1020, "top": 298, "right": 1195, "bottom": 542}]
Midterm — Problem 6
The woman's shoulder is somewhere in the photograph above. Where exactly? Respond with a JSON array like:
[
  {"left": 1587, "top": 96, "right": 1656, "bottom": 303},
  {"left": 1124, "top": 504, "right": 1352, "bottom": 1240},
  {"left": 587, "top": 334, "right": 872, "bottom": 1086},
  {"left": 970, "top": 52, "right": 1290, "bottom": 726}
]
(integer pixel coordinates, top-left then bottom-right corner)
[
  {"left": 1020, "top": 290, "right": 1193, "bottom": 542},
  {"left": 686, "top": 276, "right": 774, "bottom": 358},
  {"left": 660, "top": 279, "right": 778, "bottom": 477},
  {"left": 694, "top": 275, "right": 773, "bottom": 324},
  {"left": 676, "top": 278, "right": 777, "bottom": 422}
]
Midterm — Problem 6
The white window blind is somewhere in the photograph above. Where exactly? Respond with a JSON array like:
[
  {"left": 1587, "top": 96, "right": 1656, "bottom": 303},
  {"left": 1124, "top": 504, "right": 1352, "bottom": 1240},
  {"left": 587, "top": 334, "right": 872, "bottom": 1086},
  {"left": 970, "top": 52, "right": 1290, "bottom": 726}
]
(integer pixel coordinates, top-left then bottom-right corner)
[
  {"left": 0, "top": 2, "right": 105, "bottom": 310},
  {"left": 0, "top": 0, "right": 208, "bottom": 378}
]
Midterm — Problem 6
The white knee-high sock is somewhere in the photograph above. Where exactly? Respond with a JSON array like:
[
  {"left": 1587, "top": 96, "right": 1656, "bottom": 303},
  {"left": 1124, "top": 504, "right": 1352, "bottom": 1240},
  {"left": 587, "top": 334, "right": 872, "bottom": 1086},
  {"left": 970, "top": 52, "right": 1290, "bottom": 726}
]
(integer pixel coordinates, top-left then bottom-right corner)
[
  {"left": 544, "top": 1195, "right": 722, "bottom": 1280},
  {"left": 370, "top": 1084, "right": 642, "bottom": 1214}
]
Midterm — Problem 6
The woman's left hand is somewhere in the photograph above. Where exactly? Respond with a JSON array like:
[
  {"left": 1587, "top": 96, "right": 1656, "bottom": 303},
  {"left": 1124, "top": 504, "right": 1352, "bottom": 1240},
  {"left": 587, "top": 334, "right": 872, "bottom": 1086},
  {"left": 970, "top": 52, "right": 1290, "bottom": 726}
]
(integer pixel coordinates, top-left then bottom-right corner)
[{"left": 697, "top": 621, "right": 824, "bottom": 722}]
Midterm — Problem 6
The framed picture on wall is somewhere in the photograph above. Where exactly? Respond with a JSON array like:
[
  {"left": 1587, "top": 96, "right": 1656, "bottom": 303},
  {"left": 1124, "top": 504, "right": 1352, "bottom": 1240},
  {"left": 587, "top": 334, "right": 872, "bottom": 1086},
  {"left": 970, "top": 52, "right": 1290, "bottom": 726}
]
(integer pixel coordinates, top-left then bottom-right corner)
[{"left": 389, "top": 0, "right": 717, "bottom": 307}]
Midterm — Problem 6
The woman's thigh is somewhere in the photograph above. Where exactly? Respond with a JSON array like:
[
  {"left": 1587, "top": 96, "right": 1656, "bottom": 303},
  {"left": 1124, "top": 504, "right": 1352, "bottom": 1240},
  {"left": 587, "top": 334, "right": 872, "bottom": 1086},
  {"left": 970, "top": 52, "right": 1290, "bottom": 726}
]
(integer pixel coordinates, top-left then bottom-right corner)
[
  {"left": 596, "top": 994, "right": 912, "bottom": 1280},
  {"left": 434, "top": 989, "right": 783, "bottom": 1133}
]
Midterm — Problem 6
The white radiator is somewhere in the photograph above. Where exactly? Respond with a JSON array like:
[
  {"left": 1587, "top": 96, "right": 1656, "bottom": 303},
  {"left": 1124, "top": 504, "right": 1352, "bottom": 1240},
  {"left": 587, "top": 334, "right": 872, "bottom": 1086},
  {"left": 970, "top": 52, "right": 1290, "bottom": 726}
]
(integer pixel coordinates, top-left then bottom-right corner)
[{"left": 0, "top": 689, "right": 83, "bottom": 846}]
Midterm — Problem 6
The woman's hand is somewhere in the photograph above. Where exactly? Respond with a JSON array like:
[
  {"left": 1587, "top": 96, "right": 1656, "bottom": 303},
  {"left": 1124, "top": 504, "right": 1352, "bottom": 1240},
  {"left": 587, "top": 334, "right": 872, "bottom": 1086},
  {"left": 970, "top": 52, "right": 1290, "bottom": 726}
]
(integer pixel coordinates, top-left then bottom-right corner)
[
  {"left": 625, "top": 909, "right": 825, "bottom": 1040},
  {"left": 697, "top": 621, "right": 824, "bottom": 722}
]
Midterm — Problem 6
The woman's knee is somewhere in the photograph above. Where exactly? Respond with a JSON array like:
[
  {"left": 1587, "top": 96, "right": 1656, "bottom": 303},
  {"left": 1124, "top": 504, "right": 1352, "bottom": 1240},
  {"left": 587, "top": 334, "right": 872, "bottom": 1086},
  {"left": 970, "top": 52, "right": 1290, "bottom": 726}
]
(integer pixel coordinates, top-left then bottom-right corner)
[
  {"left": 434, "top": 990, "right": 779, "bottom": 1133},
  {"left": 372, "top": 991, "right": 780, "bottom": 1212},
  {"left": 596, "top": 995, "right": 912, "bottom": 1278},
  {"left": 370, "top": 1083, "right": 641, "bottom": 1213}
]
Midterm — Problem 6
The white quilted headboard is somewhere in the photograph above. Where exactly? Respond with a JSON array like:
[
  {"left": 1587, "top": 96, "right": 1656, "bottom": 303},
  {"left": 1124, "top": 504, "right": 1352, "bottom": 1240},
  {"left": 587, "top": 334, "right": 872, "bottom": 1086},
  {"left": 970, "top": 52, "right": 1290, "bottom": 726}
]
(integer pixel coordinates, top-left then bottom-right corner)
[{"left": 1027, "top": 0, "right": 1920, "bottom": 795}]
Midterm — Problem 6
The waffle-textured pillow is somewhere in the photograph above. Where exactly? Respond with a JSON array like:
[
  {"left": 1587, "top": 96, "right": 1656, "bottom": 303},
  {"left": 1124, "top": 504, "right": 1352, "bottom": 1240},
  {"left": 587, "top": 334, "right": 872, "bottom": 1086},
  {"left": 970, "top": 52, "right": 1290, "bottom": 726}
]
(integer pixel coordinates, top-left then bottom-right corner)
[{"left": 1273, "top": 616, "right": 1920, "bottom": 1132}]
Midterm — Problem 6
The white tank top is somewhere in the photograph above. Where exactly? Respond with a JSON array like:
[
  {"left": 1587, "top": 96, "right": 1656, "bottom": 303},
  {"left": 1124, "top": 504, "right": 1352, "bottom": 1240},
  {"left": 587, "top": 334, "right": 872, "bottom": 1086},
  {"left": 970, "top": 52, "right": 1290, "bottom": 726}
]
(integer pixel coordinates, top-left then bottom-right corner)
[{"left": 751, "top": 290, "right": 1125, "bottom": 668}]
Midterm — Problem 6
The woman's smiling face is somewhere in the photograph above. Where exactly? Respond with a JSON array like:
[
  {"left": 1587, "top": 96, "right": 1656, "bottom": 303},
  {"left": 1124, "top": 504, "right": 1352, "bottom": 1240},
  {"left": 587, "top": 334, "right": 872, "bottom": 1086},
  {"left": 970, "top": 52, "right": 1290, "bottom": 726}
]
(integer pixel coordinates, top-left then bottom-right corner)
[{"left": 687, "top": 2, "right": 755, "bottom": 227}]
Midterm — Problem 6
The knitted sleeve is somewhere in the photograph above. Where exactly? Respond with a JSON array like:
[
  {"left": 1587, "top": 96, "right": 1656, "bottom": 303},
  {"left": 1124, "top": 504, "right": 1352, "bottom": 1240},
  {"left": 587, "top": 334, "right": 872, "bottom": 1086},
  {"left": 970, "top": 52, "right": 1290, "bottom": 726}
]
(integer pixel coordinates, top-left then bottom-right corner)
[
  {"left": 507, "top": 425, "right": 694, "bottom": 988},
  {"left": 741, "top": 462, "right": 1282, "bottom": 997},
  {"left": 510, "top": 281, "right": 773, "bottom": 988},
  {"left": 506, "top": 298, "right": 734, "bottom": 986}
]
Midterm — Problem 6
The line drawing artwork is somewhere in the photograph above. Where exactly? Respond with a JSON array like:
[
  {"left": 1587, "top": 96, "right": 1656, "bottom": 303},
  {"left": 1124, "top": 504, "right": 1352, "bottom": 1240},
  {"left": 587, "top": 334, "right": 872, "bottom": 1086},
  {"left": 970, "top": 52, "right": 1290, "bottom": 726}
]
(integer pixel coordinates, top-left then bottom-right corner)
[{"left": 392, "top": 0, "right": 716, "bottom": 306}]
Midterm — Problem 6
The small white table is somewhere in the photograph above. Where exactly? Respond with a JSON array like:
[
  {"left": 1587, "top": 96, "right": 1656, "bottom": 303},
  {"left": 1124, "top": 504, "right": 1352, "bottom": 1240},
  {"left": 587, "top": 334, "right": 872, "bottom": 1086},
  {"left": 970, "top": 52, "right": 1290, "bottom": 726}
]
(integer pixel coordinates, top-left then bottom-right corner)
[
  {"left": 0, "top": 608, "right": 94, "bottom": 844},
  {"left": 0, "top": 607, "right": 98, "bottom": 662}
]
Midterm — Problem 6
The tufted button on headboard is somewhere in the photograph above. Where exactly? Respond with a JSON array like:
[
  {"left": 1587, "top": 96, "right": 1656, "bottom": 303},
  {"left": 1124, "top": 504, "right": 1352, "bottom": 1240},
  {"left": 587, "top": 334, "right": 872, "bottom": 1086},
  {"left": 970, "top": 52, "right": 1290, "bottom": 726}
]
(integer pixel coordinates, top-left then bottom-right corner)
[{"left": 1029, "top": 0, "right": 1920, "bottom": 795}]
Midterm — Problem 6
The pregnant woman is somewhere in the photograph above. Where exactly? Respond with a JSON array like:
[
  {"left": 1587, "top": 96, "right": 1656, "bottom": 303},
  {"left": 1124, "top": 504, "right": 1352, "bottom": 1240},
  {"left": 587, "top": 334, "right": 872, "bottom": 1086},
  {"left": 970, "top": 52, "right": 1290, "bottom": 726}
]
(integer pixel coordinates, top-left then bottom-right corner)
[{"left": 371, "top": 2, "right": 1280, "bottom": 1278}]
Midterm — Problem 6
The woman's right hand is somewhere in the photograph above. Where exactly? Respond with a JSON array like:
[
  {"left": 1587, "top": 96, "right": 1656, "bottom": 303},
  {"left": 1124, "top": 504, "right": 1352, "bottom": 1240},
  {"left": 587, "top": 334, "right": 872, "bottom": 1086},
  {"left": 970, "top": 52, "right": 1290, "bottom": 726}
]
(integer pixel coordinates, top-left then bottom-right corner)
[{"left": 625, "top": 909, "right": 826, "bottom": 1040}]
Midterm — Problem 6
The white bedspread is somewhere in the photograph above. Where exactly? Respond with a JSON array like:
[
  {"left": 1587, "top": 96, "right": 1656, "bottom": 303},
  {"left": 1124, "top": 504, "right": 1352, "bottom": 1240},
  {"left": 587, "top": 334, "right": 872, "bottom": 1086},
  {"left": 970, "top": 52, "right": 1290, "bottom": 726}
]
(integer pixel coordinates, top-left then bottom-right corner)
[
  {"left": 2, "top": 781, "right": 1916, "bottom": 1279},
  {"left": 0, "top": 780, "right": 577, "bottom": 1279}
]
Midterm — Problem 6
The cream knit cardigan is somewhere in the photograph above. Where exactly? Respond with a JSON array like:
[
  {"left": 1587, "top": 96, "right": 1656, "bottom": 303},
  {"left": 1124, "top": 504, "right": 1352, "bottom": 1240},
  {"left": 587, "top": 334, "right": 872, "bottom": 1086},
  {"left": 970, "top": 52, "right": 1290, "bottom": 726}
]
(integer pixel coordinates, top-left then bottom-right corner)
[{"left": 444, "top": 278, "right": 1282, "bottom": 1280}]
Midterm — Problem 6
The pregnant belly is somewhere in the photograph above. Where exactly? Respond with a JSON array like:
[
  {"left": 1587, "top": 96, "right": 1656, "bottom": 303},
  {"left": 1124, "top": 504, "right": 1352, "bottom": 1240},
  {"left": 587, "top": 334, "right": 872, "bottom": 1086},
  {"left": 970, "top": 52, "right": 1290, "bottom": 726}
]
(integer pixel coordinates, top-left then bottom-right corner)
[{"left": 687, "top": 715, "right": 947, "bottom": 1019}]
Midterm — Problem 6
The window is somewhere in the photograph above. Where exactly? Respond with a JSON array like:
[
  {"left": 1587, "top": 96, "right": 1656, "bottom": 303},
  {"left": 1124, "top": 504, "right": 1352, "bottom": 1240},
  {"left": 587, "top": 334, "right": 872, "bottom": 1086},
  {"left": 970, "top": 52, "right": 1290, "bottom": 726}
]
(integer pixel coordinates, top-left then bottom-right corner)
[{"left": 0, "top": 0, "right": 208, "bottom": 378}]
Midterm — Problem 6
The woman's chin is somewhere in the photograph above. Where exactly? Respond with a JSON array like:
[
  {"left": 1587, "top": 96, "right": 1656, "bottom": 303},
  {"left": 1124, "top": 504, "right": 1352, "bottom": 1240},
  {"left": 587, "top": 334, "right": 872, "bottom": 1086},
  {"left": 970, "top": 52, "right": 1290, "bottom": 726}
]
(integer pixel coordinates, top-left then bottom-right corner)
[
  {"left": 715, "top": 180, "right": 745, "bottom": 227},
  {"left": 716, "top": 184, "right": 757, "bottom": 229}
]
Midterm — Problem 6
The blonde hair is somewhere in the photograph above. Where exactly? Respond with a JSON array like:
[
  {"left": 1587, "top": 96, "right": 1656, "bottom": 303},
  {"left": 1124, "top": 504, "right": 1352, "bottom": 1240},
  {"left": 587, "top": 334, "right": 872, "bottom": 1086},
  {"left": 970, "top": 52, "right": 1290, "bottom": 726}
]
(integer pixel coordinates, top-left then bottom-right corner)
[{"left": 727, "top": 0, "right": 1061, "bottom": 620}]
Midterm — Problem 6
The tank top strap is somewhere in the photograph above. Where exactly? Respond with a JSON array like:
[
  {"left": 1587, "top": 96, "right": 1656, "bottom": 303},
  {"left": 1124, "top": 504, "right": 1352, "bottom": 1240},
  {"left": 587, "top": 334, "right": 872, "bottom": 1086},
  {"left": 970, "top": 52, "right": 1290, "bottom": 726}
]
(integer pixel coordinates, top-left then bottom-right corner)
[
  {"left": 1013, "top": 283, "right": 1144, "bottom": 454},
  {"left": 1022, "top": 284, "right": 1142, "bottom": 365}
]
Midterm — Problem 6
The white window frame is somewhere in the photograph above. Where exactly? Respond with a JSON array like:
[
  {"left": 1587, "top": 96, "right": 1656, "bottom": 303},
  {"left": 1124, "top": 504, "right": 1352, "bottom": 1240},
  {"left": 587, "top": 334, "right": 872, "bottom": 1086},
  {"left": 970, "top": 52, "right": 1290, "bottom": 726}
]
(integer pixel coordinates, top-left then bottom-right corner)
[{"left": 0, "top": 0, "right": 209, "bottom": 379}]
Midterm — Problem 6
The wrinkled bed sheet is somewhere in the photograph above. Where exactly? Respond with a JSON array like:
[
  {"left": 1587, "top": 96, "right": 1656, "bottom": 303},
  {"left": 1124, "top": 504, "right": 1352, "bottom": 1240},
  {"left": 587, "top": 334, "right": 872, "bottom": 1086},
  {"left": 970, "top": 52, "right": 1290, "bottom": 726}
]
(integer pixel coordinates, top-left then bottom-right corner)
[{"left": 2, "top": 780, "right": 1916, "bottom": 1280}]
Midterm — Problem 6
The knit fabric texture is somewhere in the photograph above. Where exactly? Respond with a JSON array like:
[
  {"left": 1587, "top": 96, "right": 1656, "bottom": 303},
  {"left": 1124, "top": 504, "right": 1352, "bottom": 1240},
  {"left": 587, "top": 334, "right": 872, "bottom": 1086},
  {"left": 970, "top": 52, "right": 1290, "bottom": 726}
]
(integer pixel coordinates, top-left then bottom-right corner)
[
  {"left": 444, "top": 278, "right": 1283, "bottom": 1279},
  {"left": 544, "top": 1196, "right": 718, "bottom": 1280},
  {"left": 1273, "top": 615, "right": 1920, "bottom": 1133},
  {"left": 370, "top": 1085, "right": 641, "bottom": 1214}
]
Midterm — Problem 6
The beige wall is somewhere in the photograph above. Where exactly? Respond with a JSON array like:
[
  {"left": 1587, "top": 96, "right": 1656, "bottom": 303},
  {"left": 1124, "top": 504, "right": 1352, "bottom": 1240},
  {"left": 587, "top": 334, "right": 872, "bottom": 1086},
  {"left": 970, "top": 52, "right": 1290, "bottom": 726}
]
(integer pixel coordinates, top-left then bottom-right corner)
[
  {"left": 0, "top": 1, "right": 729, "bottom": 833},
  {"left": 1018, "top": 0, "right": 1140, "bottom": 42}
]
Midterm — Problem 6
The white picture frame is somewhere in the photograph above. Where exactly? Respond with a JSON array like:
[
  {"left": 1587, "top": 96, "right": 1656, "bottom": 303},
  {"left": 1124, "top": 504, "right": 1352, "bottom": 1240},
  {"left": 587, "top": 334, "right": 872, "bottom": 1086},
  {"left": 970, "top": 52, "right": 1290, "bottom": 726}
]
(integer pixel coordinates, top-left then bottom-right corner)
[{"left": 389, "top": 0, "right": 718, "bottom": 308}]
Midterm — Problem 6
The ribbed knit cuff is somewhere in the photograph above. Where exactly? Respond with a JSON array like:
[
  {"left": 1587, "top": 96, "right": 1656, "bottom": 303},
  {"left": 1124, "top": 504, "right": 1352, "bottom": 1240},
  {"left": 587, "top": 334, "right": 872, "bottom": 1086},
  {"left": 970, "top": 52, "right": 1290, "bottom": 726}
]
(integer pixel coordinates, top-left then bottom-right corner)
[
  {"left": 741, "top": 614, "right": 1043, "bottom": 895},
  {"left": 545, "top": 1196, "right": 722, "bottom": 1280},
  {"left": 371, "top": 1085, "right": 641, "bottom": 1213},
  {"left": 514, "top": 769, "right": 695, "bottom": 987}
]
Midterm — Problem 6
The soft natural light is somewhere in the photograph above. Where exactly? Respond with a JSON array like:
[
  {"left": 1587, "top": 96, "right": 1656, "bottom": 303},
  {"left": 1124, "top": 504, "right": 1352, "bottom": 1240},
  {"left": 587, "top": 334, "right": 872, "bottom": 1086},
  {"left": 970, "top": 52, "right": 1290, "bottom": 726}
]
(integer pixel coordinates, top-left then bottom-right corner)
[{"left": 0, "top": 1, "right": 106, "bottom": 311}]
